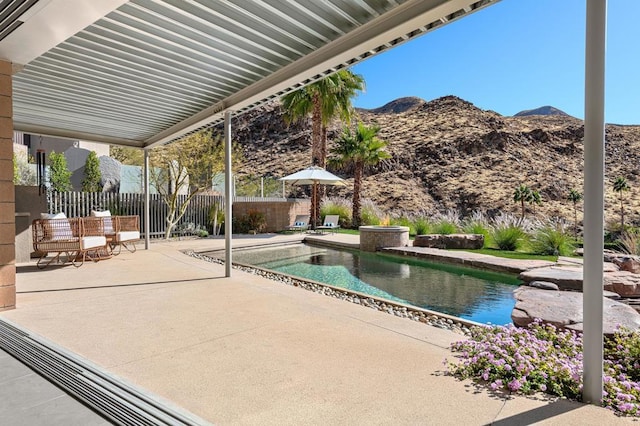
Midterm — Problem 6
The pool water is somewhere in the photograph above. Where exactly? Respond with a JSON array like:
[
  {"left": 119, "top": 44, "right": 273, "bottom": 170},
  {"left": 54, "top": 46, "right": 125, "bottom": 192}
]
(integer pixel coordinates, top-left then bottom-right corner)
[{"left": 230, "top": 244, "right": 521, "bottom": 325}]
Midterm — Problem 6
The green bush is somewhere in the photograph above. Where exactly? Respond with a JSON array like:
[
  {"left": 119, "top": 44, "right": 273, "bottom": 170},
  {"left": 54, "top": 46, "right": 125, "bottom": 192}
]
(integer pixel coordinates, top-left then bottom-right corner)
[
  {"left": 530, "top": 223, "right": 575, "bottom": 256},
  {"left": 360, "top": 198, "right": 384, "bottom": 226},
  {"left": 413, "top": 217, "right": 431, "bottom": 235},
  {"left": 233, "top": 210, "right": 266, "bottom": 234},
  {"left": 321, "top": 197, "right": 352, "bottom": 228},
  {"left": 463, "top": 222, "right": 492, "bottom": 248},
  {"left": 491, "top": 224, "right": 527, "bottom": 251},
  {"left": 49, "top": 151, "right": 72, "bottom": 192},
  {"left": 432, "top": 220, "right": 458, "bottom": 235},
  {"left": 391, "top": 216, "right": 415, "bottom": 235},
  {"left": 462, "top": 211, "right": 491, "bottom": 248}
]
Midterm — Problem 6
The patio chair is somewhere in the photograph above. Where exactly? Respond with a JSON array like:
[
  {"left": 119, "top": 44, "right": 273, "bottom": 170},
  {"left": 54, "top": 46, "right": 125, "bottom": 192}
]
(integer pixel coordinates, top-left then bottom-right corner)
[
  {"left": 316, "top": 215, "right": 340, "bottom": 234},
  {"left": 287, "top": 215, "right": 310, "bottom": 233}
]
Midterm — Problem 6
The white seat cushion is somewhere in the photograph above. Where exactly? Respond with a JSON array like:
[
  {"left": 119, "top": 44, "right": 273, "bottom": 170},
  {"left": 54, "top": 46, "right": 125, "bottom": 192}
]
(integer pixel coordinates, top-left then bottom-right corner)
[
  {"left": 115, "top": 231, "right": 140, "bottom": 242},
  {"left": 91, "top": 210, "right": 114, "bottom": 234},
  {"left": 81, "top": 236, "right": 106, "bottom": 250}
]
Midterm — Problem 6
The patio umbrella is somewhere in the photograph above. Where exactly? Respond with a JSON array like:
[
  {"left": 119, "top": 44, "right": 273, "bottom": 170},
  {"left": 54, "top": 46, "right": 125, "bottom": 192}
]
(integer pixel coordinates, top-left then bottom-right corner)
[{"left": 279, "top": 166, "right": 346, "bottom": 228}]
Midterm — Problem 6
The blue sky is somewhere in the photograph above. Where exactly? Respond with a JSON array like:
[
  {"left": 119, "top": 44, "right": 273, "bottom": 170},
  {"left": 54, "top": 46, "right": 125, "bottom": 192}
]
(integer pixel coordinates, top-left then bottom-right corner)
[{"left": 352, "top": 0, "right": 640, "bottom": 125}]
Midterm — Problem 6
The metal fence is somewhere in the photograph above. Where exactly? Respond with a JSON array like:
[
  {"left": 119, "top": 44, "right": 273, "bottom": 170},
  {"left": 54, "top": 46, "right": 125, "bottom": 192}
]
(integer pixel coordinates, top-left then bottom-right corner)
[{"left": 47, "top": 192, "right": 285, "bottom": 237}]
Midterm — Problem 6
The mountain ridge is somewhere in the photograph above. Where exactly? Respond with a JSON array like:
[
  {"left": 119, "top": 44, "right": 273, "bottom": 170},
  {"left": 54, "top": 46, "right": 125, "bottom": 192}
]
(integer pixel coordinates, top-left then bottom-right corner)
[
  {"left": 514, "top": 105, "right": 572, "bottom": 118},
  {"left": 233, "top": 95, "right": 640, "bottom": 226}
]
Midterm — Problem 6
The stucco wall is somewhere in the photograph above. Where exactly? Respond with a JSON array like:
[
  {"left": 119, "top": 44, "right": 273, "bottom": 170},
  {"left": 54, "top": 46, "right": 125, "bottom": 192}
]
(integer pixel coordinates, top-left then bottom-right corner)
[{"left": 233, "top": 199, "right": 310, "bottom": 232}]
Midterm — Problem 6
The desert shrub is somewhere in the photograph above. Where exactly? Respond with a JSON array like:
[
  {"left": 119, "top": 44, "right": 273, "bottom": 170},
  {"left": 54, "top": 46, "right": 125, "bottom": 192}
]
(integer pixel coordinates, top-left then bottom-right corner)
[
  {"left": 447, "top": 320, "right": 582, "bottom": 399},
  {"left": 413, "top": 216, "right": 431, "bottom": 236},
  {"left": 490, "top": 212, "right": 529, "bottom": 251},
  {"left": 620, "top": 229, "right": 640, "bottom": 255},
  {"left": 448, "top": 321, "right": 640, "bottom": 417},
  {"left": 360, "top": 198, "right": 385, "bottom": 226},
  {"left": 391, "top": 216, "right": 415, "bottom": 235},
  {"left": 432, "top": 220, "right": 458, "bottom": 235},
  {"left": 491, "top": 225, "right": 526, "bottom": 251},
  {"left": 321, "top": 197, "right": 352, "bottom": 227},
  {"left": 233, "top": 210, "right": 266, "bottom": 234},
  {"left": 462, "top": 211, "right": 492, "bottom": 248},
  {"left": 530, "top": 220, "right": 575, "bottom": 256}
]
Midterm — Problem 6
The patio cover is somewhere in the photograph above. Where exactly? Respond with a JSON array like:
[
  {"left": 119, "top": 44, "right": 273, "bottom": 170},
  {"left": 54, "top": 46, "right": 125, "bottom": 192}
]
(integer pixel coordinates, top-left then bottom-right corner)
[{"left": 3, "top": 0, "right": 499, "bottom": 148}]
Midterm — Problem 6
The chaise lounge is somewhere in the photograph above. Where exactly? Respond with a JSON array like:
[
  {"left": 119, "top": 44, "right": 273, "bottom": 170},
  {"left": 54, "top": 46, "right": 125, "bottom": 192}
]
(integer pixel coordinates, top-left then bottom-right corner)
[
  {"left": 316, "top": 214, "right": 340, "bottom": 234},
  {"left": 287, "top": 215, "right": 310, "bottom": 233}
]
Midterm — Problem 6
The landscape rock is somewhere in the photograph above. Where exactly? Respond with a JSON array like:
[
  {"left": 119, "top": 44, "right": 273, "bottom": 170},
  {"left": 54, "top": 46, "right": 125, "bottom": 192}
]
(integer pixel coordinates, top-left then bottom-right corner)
[
  {"left": 604, "top": 271, "right": 640, "bottom": 297},
  {"left": 528, "top": 281, "right": 559, "bottom": 291},
  {"left": 512, "top": 286, "right": 640, "bottom": 336},
  {"left": 518, "top": 266, "right": 583, "bottom": 291},
  {"left": 613, "top": 256, "right": 640, "bottom": 274},
  {"left": 413, "top": 234, "right": 484, "bottom": 250}
]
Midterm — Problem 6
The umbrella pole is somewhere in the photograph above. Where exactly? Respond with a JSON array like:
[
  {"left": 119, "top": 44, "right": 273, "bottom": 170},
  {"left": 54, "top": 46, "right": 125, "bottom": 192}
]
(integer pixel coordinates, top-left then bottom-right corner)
[{"left": 312, "top": 181, "right": 317, "bottom": 229}]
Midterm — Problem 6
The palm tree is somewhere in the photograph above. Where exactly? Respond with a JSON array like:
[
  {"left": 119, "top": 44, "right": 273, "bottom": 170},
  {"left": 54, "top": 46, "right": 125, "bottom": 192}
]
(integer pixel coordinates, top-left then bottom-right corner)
[
  {"left": 613, "top": 176, "right": 630, "bottom": 231},
  {"left": 281, "top": 70, "right": 365, "bottom": 223},
  {"left": 513, "top": 184, "right": 532, "bottom": 220},
  {"left": 330, "top": 123, "right": 390, "bottom": 227},
  {"left": 567, "top": 188, "right": 583, "bottom": 240},
  {"left": 529, "top": 189, "right": 542, "bottom": 215}
]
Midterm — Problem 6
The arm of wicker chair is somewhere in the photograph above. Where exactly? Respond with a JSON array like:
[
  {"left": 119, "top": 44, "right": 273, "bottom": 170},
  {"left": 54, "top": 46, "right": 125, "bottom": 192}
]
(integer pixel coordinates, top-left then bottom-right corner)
[{"left": 110, "top": 215, "right": 140, "bottom": 255}]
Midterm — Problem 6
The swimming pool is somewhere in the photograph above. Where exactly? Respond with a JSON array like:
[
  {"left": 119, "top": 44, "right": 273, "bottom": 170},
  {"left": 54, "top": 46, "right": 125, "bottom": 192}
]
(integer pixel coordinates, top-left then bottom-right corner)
[{"left": 229, "top": 243, "right": 521, "bottom": 325}]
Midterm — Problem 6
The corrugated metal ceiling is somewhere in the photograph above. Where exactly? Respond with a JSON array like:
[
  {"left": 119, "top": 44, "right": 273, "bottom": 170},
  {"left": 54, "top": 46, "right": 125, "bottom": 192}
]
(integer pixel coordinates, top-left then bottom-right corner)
[{"left": 11, "top": 0, "right": 499, "bottom": 148}]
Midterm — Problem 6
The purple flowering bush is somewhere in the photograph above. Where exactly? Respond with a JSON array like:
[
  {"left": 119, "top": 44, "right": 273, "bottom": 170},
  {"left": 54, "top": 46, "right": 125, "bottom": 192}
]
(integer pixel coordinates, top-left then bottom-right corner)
[{"left": 446, "top": 319, "right": 640, "bottom": 416}]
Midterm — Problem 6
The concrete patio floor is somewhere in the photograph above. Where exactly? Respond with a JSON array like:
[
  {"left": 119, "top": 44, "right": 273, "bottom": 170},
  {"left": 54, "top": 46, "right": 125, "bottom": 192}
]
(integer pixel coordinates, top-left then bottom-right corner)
[{"left": 1, "top": 234, "right": 634, "bottom": 425}]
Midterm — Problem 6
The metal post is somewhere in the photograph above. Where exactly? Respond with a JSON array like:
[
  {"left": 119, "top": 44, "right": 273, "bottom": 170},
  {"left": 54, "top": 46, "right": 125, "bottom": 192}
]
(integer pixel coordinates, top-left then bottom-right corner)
[
  {"left": 260, "top": 177, "right": 264, "bottom": 198},
  {"left": 583, "top": 0, "right": 606, "bottom": 405},
  {"left": 224, "top": 111, "right": 233, "bottom": 277},
  {"left": 282, "top": 180, "right": 285, "bottom": 198},
  {"left": 143, "top": 149, "right": 150, "bottom": 250}
]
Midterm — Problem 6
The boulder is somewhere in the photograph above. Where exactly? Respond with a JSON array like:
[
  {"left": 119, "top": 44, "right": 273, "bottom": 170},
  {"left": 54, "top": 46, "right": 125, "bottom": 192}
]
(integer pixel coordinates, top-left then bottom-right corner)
[
  {"left": 604, "top": 271, "right": 640, "bottom": 297},
  {"left": 528, "top": 281, "right": 559, "bottom": 291},
  {"left": 613, "top": 256, "right": 640, "bottom": 274},
  {"left": 518, "top": 266, "right": 583, "bottom": 291},
  {"left": 512, "top": 286, "right": 640, "bottom": 336},
  {"left": 413, "top": 234, "right": 484, "bottom": 250}
]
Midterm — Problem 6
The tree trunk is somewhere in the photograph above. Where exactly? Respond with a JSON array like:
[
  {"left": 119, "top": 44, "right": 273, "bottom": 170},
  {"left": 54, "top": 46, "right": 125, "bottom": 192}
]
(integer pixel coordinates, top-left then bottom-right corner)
[
  {"left": 621, "top": 197, "right": 625, "bottom": 231},
  {"left": 352, "top": 160, "right": 363, "bottom": 228},
  {"left": 320, "top": 125, "right": 327, "bottom": 199},
  {"left": 521, "top": 199, "right": 525, "bottom": 220},
  {"left": 310, "top": 93, "right": 322, "bottom": 228},
  {"left": 573, "top": 204, "right": 578, "bottom": 241},
  {"left": 311, "top": 94, "right": 322, "bottom": 166}
]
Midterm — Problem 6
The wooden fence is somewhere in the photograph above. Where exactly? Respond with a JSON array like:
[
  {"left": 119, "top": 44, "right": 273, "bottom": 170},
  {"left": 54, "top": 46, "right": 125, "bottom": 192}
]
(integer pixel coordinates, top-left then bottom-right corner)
[{"left": 48, "top": 192, "right": 286, "bottom": 237}]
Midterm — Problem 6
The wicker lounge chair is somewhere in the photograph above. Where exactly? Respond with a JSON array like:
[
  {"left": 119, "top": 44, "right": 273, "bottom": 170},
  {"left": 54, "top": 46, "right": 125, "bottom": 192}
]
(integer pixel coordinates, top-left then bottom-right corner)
[
  {"left": 32, "top": 215, "right": 108, "bottom": 269},
  {"left": 91, "top": 211, "right": 140, "bottom": 255}
]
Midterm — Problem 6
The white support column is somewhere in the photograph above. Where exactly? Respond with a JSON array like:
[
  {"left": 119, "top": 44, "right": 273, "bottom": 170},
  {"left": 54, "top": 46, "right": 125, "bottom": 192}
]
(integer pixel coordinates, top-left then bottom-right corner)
[
  {"left": 224, "top": 111, "right": 233, "bottom": 277},
  {"left": 144, "top": 149, "right": 150, "bottom": 250},
  {"left": 583, "top": 0, "right": 607, "bottom": 405}
]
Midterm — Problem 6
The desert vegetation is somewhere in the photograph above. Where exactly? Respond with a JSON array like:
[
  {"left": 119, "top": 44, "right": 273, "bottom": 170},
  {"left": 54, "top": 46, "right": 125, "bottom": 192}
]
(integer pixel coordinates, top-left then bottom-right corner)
[{"left": 446, "top": 320, "right": 640, "bottom": 417}]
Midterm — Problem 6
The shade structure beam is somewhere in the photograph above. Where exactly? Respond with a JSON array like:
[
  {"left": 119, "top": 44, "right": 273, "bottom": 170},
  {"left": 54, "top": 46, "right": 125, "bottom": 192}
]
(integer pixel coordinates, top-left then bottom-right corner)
[
  {"left": 583, "top": 0, "right": 607, "bottom": 405},
  {"left": 224, "top": 111, "right": 233, "bottom": 277}
]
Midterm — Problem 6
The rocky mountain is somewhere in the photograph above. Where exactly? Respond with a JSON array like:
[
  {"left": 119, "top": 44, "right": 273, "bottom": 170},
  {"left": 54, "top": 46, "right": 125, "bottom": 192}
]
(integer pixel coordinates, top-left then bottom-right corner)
[
  {"left": 358, "top": 96, "right": 426, "bottom": 114},
  {"left": 514, "top": 106, "right": 571, "bottom": 117},
  {"left": 232, "top": 95, "right": 640, "bottom": 226}
]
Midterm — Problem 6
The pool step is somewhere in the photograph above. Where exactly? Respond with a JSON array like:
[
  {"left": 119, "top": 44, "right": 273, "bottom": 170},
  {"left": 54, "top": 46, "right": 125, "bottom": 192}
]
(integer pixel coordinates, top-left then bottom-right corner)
[{"left": 0, "top": 318, "right": 209, "bottom": 426}]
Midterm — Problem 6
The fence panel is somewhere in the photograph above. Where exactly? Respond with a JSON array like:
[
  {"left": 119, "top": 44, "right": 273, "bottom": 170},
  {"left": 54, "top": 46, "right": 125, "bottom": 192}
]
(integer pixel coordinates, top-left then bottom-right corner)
[{"left": 47, "top": 192, "right": 246, "bottom": 238}]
